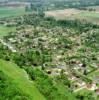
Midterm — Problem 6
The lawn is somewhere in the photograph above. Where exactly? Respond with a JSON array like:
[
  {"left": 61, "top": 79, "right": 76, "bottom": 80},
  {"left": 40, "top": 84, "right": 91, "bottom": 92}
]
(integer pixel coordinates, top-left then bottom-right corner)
[
  {"left": 0, "top": 7, "right": 26, "bottom": 18},
  {"left": 0, "top": 59, "right": 45, "bottom": 100},
  {"left": 0, "top": 25, "right": 16, "bottom": 37}
]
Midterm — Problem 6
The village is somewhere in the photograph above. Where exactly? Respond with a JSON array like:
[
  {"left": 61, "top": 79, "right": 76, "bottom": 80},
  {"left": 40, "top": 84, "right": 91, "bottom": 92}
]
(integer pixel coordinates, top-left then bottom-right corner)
[{"left": 0, "top": 14, "right": 99, "bottom": 97}]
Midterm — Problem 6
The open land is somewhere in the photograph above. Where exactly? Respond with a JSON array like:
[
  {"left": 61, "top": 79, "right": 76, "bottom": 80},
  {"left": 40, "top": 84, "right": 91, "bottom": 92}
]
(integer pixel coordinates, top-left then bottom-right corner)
[{"left": 45, "top": 7, "right": 99, "bottom": 24}]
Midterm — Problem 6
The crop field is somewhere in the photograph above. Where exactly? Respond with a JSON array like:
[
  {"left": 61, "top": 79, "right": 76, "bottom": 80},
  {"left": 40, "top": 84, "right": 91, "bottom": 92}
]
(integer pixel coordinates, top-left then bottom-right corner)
[
  {"left": 45, "top": 8, "right": 81, "bottom": 20},
  {"left": 45, "top": 8, "right": 99, "bottom": 24},
  {"left": 73, "top": 11, "right": 99, "bottom": 23},
  {"left": 0, "top": 6, "right": 26, "bottom": 18}
]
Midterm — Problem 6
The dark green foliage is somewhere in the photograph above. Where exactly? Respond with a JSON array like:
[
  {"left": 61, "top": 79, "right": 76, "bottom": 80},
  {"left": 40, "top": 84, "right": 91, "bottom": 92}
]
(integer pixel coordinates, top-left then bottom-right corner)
[
  {"left": 76, "top": 90, "right": 95, "bottom": 100},
  {"left": 26, "top": 50, "right": 43, "bottom": 66}
]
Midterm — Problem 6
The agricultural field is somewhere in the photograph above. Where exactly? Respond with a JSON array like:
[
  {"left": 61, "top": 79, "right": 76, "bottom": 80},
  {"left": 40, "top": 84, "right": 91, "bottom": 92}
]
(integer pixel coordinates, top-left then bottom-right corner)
[
  {"left": 73, "top": 11, "right": 99, "bottom": 24},
  {"left": 45, "top": 7, "right": 99, "bottom": 24},
  {"left": 0, "top": 6, "right": 27, "bottom": 18},
  {"left": 45, "top": 8, "right": 82, "bottom": 20}
]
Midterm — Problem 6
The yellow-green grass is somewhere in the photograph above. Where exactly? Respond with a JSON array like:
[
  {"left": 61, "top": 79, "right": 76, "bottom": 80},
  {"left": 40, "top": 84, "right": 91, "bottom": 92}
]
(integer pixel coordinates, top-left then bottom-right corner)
[
  {"left": 0, "top": 25, "right": 16, "bottom": 37},
  {"left": 0, "top": 59, "right": 45, "bottom": 100},
  {"left": 76, "top": 12, "right": 99, "bottom": 18},
  {"left": 73, "top": 11, "right": 99, "bottom": 23}
]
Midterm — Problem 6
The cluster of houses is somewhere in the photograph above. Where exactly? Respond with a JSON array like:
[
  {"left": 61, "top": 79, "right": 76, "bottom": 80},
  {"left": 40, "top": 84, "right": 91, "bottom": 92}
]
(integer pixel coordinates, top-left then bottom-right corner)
[{"left": 0, "top": 17, "right": 98, "bottom": 96}]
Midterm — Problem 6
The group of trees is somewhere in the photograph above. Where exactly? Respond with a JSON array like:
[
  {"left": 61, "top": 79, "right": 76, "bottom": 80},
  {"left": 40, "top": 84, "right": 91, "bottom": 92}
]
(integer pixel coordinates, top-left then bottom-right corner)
[{"left": 0, "top": 43, "right": 52, "bottom": 67}]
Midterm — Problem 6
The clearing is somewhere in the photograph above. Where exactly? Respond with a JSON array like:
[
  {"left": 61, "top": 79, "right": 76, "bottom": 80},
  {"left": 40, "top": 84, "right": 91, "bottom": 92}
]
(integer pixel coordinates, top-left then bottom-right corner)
[
  {"left": 45, "top": 8, "right": 99, "bottom": 24},
  {"left": 45, "top": 8, "right": 81, "bottom": 20}
]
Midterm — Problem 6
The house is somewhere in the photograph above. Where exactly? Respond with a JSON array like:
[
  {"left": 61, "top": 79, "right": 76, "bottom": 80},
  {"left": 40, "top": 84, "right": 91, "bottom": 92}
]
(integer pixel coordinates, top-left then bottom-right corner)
[
  {"left": 86, "top": 83, "right": 98, "bottom": 91},
  {"left": 95, "top": 89, "right": 99, "bottom": 95}
]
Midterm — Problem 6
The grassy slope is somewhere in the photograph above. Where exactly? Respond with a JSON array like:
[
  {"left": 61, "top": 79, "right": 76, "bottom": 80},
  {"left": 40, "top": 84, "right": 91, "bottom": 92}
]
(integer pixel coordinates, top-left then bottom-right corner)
[
  {"left": 0, "top": 59, "right": 45, "bottom": 100},
  {"left": 57, "top": 83, "right": 76, "bottom": 100}
]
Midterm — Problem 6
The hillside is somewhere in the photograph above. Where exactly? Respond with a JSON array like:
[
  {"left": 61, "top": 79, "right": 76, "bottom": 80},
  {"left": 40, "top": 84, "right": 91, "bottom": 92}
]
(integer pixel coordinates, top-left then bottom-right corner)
[{"left": 0, "top": 59, "right": 45, "bottom": 100}]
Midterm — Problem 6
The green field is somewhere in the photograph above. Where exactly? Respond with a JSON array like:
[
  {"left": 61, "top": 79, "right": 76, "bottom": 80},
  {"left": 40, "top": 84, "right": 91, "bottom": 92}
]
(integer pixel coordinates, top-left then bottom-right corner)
[
  {"left": 76, "top": 12, "right": 99, "bottom": 18},
  {"left": 0, "top": 7, "right": 26, "bottom": 18},
  {"left": 73, "top": 11, "right": 99, "bottom": 23},
  {"left": 45, "top": 8, "right": 99, "bottom": 23},
  {"left": 0, "top": 59, "right": 45, "bottom": 100},
  {"left": 0, "top": 25, "right": 16, "bottom": 37},
  {"left": 0, "top": 6, "right": 27, "bottom": 37}
]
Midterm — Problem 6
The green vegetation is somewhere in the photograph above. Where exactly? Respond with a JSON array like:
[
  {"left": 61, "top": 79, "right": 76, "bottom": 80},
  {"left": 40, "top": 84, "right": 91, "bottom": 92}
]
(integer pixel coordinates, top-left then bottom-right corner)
[
  {"left": 0, "top": 7, "right": 26, "bottom": 18},
  {"left": 73, "top": 11, "right": 99, "bottom": 23},
  {"left": 0, "top": 25, "right": 16, "bottom": 37},
  {"left": 0, "top": 59, "right": 45, "bottom": 100},
  {"left": 75, "top": 89, "right": 95, "bottom": 100},
  {"left": 0, "top": 71, "right": 29, "bottom": 100},
  {"left": 77, "top": 12, "right": 99, "bottom": 18},
  {"left": 0, "top": 1, "right": 99, "bottom": 99},
  {"left": 25, "top": 67, "right": 76, "bottom": 100}
]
